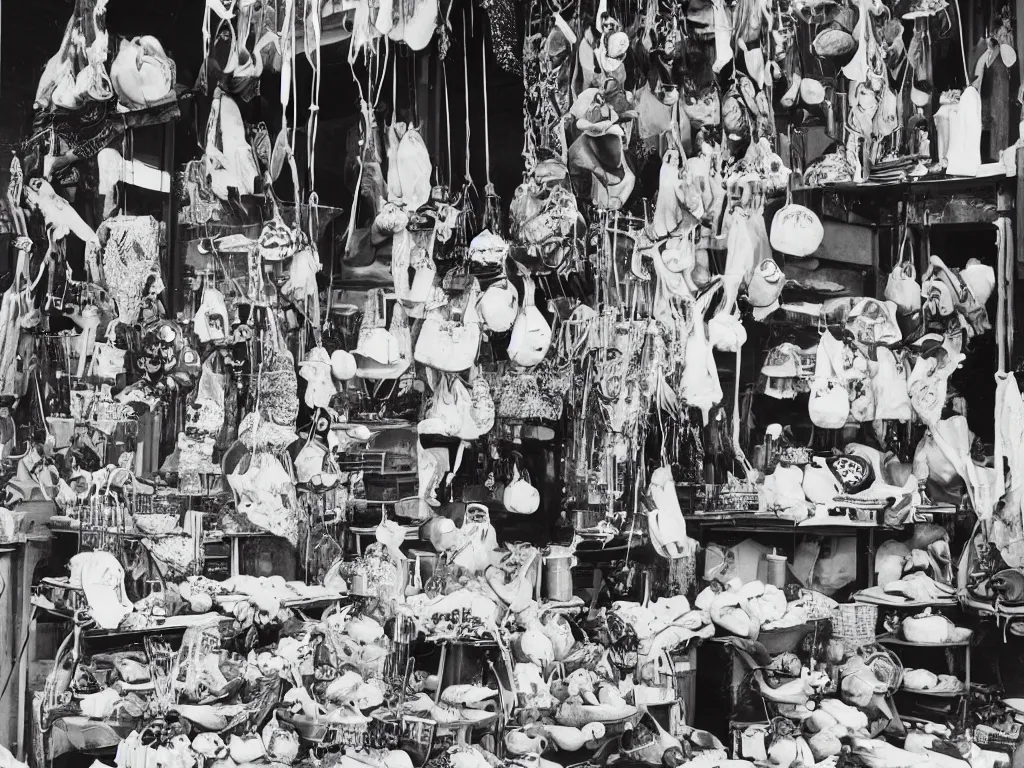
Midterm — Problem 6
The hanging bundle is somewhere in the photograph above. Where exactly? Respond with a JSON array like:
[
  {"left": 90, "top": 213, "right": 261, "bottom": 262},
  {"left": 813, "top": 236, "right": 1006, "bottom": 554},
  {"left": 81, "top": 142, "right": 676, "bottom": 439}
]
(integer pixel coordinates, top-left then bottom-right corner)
[{"left": 480, "top": 0, "right": 520, "bottom": 73}]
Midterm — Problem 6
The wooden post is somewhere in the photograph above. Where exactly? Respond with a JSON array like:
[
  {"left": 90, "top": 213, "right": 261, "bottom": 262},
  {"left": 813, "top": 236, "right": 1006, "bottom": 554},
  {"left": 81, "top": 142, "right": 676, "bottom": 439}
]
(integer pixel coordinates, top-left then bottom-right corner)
[
  {"left": 0, "top": 547, "right": 15, "bottom": 750},
  {"left": 15, "top": 540, "right": 45, "bottom": 760}
]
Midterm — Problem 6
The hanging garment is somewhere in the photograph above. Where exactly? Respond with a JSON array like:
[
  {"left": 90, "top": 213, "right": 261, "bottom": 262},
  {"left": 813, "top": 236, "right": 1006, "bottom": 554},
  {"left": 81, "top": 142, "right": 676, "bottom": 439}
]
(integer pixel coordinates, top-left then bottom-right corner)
[
  {"left": 386, "top": 0, "right": 438, "bottom": 52},
  {"left": 808, "top": 333, "right": 850, "bottom": 429},
  {"left": 679, "top": 282, "right": 724, "bottom": 424},
  {"left": 35, "top": 0, "right": 113, "bottom": 112},
  {"left": 872, "top": 347, "right": 912, "bottom": 422},
  {"left": 387, "top": 122, "right": 432, "bottom": 210},
  {"left": 227, "top": 452, "right": 299, "bottom": 544},
  {"left": 652, "top": 149, "right": 702, "bottom": 239},
  {"left": 299, "top": 346, "right": 335, "bottom": 409},
  {"left": 946, "top": 86, "right": 982, "bottom": 176},
  {"left": 993, "top": 374, "right": 1024, "bottom": 566},
  {"left": 908, "top": 335, "right": 965, "bottom": 426},
  {"left": 205, "top": 89, "right": 261, "bottom": 200},
  {"left": 100, "top": 216, "right": 163, "bottom": 325},
  {"left": 647, "top": 465, "right": 694, "bottom": 559},
  {"left": 110, "top": 36, "right": 176, "bottom": 110}
]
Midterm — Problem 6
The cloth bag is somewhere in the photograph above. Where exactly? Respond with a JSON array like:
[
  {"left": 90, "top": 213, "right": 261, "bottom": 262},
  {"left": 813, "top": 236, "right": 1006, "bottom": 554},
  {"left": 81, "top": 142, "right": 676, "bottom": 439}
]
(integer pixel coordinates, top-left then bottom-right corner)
[
  {"left": 884, "top": 229, "right": 921, "bottom": 315},
  {"left": 508, "top": 276, "right": 552, "bottom": 368},
  {"left": 873, "top": 347, "right": 912, "bottom": 421},
  {"left": 414, "top": 281, "right": 482, "bottom": 373},
  {"left": 808, "top": 333, "right": 850, "bottom": 428}
]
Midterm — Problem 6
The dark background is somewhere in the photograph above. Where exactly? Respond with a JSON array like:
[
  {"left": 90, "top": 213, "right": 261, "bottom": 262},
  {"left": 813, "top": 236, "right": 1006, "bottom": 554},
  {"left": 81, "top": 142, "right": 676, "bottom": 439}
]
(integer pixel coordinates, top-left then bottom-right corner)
[{"left": 0, "top": 0, "right": 527, "bottom": 214}]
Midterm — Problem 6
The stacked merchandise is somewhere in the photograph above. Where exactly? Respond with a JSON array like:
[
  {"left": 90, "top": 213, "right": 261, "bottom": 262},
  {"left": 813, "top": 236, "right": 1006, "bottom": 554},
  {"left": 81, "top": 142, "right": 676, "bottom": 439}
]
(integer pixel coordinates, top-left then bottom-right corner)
[{"left": 1, "top": 1, "right": 1023, "bottom": 768}]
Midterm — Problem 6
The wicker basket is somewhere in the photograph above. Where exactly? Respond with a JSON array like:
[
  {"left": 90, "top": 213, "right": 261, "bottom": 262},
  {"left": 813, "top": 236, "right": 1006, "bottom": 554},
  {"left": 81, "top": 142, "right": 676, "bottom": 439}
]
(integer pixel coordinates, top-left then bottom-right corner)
[{"left": 832, "top": 603, "right": 878, "bottom": 649}]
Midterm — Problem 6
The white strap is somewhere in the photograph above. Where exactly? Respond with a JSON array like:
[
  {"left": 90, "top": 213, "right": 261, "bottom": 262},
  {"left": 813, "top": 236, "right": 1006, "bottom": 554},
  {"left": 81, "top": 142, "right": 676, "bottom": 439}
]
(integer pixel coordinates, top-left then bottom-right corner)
[
  {"left": 305, "top": 0, "right": 321, "bottom": 192},
  {"left": 443, "top": 60, "right": 452, "bottom": 186},
  {"left": 481, "top": 31, "right": 492, "bottom": 189}
]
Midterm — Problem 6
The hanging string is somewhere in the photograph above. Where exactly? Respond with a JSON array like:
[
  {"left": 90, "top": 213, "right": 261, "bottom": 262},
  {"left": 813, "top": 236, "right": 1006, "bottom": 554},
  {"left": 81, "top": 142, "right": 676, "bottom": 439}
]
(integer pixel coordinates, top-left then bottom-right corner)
[
  {"left": 462, "top": 14, "right": 474, "bottom": 193},
  {"left": 443, "top": 60, "right": 452, "bottom": 187},
  {"left": 955, "top": 0, "right": 969, "bottom": 86},
  {"left": 480, "top": 29, "right": 503, "bottom": 234},
  {"left": 481, "top": 33, "right": 492, "bottom": 191},
  {"left": 305, "top": 0, "right": 322, "bottom": 193},
  {"left": 344, "top": 38, "right": 388, "bottom": 255}
]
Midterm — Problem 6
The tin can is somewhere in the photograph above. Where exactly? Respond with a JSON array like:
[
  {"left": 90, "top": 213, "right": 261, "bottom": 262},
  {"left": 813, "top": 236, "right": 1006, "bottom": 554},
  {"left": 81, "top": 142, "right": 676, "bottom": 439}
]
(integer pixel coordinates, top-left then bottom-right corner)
[{"left": 544, "top": 552, "right": 575, "bottom": 601}]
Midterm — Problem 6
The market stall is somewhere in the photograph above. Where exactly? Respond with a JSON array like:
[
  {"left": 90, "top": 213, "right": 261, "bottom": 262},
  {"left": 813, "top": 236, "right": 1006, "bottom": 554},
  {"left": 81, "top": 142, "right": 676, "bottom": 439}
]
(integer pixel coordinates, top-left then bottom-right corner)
[{"left": 1, "top": 0, "right": 1024, "bottom": 767}]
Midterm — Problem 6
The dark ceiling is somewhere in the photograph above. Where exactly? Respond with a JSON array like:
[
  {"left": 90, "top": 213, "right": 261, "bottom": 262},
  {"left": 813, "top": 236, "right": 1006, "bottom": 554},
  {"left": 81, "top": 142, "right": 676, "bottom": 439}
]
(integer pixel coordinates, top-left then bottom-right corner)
[{"left": 0, "top": 0, "right": 525, "bottom": 210}]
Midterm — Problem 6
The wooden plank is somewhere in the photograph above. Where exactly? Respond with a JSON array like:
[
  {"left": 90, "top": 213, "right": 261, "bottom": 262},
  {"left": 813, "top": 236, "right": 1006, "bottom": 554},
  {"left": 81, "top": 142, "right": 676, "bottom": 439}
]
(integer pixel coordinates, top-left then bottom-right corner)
[
  {"left": 15, "top": 542, "right": 45, "bottom": 760},
  {"left": 1016, "top": 147, "right": 1024, "bottom": 265},
  {"left": 0, "top": 548, "right": 15, "bottom": 750},
  {"left": 1017, "top": 0, "right": 1024, "bottom": 138}
]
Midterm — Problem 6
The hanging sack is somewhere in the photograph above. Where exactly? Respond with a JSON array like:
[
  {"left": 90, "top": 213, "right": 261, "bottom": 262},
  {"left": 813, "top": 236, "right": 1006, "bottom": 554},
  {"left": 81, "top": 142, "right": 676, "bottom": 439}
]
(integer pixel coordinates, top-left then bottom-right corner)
[
  {"left": 946, "top": 86, "right": 982, "bottom": 178},
  {"left": 746, "top": 258, "right": 785, "bottom": 319},
  {"left": 418, "top": 373, "right": 472, "bottom": 439},
  {"left": 508, "top": 276, "right": 552, "bottom": 368},
  {"left": 414, "top": 280, "right": 482, "bottom": 373},
  {"left": 465, "top": 368, "right": 495, "bottom": 440},
  {"left": 111, "top": 36, "right": 176, "bottom": 111},
  {"left": 204, "top": 88, "right": 260, "bottom": 201},
  {"left": 769, "top": 202, "right": 823, "bottom": 257},
  {"left": 477, "top": 278, "right": 519, "bottom": 333},
  {"left": 259, "top": 322, "right": 299, "bottom": 427},
  {"left": 873, "top": 347, "right": 912, "bottom": 422},
  {"left": 194, "top": 286, "right": 230, "bottom": 343},
  {"left": 808, "top": 332, "right": 849, "bottom": 429},
  {"left": 503, "top": 459, "right": 540, "bottom": 515},
  {"left": 885, "top": 229, "right": 921, "bottom": 316}
]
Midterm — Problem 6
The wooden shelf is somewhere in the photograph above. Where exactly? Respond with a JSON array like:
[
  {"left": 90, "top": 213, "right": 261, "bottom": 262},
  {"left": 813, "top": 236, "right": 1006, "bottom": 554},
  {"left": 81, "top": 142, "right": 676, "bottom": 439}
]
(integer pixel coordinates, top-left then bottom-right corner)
[{"left": 878, "top": 633, "right": 973, "bottom": 647}]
